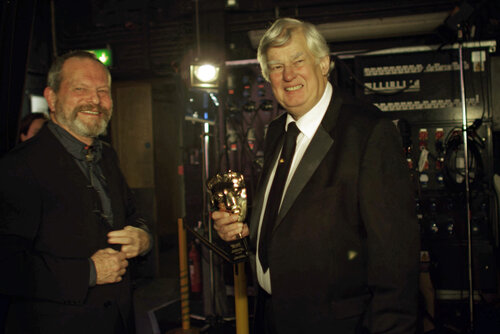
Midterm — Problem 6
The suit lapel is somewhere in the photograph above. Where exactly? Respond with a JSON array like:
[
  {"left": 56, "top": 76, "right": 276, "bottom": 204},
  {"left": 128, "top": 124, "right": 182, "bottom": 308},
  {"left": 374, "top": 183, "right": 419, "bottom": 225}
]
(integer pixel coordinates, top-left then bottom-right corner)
[
  {"left": 250, "top": 88, "right": 344, "bottom": 239},
  {"left": 40, "top": 126, "right": 90, "bottom": 190},
  {"left": 274, "top": 91, "right": 343, "bottom": 232},
  {"left": 41, "top": 126, "right": 102, "bottom": 216},
  {"left": 249, "top": 114, "right": 286, "bottom": 244}
]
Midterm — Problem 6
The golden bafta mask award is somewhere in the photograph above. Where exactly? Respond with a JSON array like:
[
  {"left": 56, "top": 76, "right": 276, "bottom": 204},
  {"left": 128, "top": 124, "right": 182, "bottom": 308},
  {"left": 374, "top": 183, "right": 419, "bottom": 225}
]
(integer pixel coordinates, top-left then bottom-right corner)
[{"left": 207, "top": 171, "right": 249, "bottom": 262}]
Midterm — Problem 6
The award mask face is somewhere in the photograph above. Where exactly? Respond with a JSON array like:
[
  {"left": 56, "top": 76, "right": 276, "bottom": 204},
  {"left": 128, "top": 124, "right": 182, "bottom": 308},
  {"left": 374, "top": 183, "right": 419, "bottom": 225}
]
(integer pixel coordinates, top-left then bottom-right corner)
[
  {"left": 207, "top": 171, "right": 249, "bottom": 262},
  {"left": 207, "top": 171, "right": 247, "bottom": 222}
]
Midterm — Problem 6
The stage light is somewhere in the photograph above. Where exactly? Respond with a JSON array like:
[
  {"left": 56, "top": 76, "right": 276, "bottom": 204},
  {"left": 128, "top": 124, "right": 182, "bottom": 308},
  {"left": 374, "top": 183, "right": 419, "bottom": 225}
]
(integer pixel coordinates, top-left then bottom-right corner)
[
  {"left": 226, "top": 0, "right": 238, "bottom": 8},
  {"left": 190, "top": 63, "right": 220, "bottom": 89},
  {"left": 195, "top": 65, "right": 217, "bottom": 82}
]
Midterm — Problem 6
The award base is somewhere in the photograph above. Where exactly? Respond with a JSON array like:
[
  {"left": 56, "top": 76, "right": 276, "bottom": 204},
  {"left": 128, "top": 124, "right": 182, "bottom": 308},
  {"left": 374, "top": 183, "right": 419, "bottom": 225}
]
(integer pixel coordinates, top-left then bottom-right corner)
[
  {"left": 184, "top": 223, "right": 249, "bottom": 264},
  {"left": 225, "top": 238, "right": 249, "bottom": 263}
]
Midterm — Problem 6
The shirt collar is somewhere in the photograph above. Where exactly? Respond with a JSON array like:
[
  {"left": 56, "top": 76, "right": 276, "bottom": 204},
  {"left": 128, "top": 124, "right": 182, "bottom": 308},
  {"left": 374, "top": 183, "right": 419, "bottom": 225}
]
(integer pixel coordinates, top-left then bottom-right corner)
[
  {"left": 285, "top": 82, "right": 332, "bottom": 138},
  {"left": 47, "top": 121, "right": 102, "bottom": 162}
]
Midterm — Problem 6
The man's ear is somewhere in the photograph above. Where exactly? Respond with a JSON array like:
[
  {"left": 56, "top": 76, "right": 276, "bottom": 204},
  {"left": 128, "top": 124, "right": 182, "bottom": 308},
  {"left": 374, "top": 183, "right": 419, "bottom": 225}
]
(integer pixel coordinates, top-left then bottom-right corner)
[
  {"left": 319, "top": 55, "right": 330, "bottom": 76},
  {"left": 43, "top": 87, "right": 56, "bottom": 112}
]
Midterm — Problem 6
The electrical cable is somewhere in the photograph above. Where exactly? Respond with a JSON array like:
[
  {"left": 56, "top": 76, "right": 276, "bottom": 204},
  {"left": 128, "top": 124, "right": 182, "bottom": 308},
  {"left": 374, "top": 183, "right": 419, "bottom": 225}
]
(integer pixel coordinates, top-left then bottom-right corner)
[{"left": 443, "top": 124, "right": 484, "bottom": 192}]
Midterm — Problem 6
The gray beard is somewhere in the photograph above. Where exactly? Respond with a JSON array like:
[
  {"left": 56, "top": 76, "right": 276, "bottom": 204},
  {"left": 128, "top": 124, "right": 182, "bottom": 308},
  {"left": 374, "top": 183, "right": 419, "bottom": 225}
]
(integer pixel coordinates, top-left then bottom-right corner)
[{"left": 54, "top": 105, "right": 110, "bottom": 138}]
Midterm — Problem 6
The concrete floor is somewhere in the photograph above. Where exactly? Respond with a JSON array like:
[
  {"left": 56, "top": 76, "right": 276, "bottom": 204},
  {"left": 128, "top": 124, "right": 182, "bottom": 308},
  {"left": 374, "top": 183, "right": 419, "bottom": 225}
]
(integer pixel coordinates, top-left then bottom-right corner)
[
  {"left": 133, "top": 236, "right": 254, "bottom": 334},
  {"left": 134, "top": 236, "right": 181, "bottom": 334},
  {"left": 132, "top": 236, "right": 500, "bottom": 334},
  {"left": 134, "top": 277, "right": 179, "bottom": 334}
]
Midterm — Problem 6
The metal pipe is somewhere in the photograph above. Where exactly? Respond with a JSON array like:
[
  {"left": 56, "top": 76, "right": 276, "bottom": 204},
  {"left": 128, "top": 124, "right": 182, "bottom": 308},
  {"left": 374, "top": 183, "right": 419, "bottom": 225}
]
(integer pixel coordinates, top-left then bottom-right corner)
[
  {"left": 195, "top": 0, "right": 201, "bottom": 58},
  {"left": 201, "top": 125, "right": 215, "bottom": 316},
  {"left": 50, "top": 0, "right": 57, "bottom": 57},
  {"left": 458, "top": 40, "right": 474, "bottom": 331}
]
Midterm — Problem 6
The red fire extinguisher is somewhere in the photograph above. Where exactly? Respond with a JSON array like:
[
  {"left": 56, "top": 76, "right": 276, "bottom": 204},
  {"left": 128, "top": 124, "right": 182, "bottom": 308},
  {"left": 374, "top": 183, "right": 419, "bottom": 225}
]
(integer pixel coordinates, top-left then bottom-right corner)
[{"left": 188, "top": 242, "right": 202, "bottom": 297}]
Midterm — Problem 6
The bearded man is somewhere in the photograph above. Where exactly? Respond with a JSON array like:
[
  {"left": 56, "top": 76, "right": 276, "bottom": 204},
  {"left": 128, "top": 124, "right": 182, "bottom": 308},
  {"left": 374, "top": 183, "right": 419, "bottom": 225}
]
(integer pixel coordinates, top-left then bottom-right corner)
[{"left": 0, "top": 50, "right": 152, "bottom": 334}]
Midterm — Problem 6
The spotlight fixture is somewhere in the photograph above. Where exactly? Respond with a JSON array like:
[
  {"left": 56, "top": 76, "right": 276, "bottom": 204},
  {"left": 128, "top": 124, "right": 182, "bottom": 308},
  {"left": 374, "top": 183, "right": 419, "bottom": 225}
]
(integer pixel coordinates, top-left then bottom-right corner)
[
  {"left": 190, "top": 63, "right": 220, "bottom": 89},
  {"left": 226, "top": 0, "right": 238, "bottom": 8}
]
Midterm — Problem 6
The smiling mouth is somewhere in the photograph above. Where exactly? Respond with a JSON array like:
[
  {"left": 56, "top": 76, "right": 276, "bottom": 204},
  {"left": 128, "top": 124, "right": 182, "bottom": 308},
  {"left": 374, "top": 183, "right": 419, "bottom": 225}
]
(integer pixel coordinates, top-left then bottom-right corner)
[
  {"left": 285, "top": 84, "right": 303, "bottom": 92},
  {"left": 79, "top": 110, "right": 100, "bottom": 115}
]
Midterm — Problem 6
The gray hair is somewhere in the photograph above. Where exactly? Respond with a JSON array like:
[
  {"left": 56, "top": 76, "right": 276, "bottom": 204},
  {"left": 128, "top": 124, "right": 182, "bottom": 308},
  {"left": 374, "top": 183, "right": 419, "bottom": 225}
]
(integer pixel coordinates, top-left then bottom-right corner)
[
  {"left": 47, "top": 50, "right": 111, "bottom": 92},
  {"left": 257, "top": 18, "right": 331, "bottom": 82}
]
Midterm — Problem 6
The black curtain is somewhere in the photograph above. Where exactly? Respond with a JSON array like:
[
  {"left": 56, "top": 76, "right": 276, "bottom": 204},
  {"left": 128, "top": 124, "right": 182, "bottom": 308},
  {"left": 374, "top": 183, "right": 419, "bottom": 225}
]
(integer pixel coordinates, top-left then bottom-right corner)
[{"left": 0, "top": 0, "right": 38, "bottom": 157}]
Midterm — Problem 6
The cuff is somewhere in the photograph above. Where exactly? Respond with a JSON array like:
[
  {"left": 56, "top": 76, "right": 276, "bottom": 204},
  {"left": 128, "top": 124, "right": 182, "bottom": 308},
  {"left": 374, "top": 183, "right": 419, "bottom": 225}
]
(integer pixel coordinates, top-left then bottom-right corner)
[{"left": 88, "top": 258, "right": 97, "bottom": 287}]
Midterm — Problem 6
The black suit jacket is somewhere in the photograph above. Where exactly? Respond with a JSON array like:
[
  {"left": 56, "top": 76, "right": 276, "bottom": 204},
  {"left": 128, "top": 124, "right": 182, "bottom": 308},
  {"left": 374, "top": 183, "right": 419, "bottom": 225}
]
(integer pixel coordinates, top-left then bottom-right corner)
[
  {"left": 0, "top": 126, "right": 145, "bottom": 334},
  {"left": 249, "top": 88, "right": 420, "bottom": 333}
]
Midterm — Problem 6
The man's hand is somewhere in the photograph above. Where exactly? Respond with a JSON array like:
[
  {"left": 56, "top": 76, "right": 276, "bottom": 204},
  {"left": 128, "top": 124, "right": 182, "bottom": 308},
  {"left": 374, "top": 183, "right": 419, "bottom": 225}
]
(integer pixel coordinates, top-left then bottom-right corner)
[
  {"left": 107, "top": 225, "right": 150, "bottom": 259},
  {"left": 212, "top": 210, "right": 249, "bottom": 242},
  {"left": 91, "top": 248, "right": 128, "bottom": 285}
]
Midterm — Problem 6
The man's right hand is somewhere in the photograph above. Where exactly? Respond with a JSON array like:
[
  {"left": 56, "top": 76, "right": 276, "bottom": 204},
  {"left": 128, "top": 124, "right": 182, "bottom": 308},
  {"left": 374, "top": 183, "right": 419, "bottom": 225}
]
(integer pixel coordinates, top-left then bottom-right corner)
[
  {"left": 212, "top": 210, "right": 249, "bottom": 242},
  {"left": 90, "top": 248, "right": 128, "bottom": 285}
]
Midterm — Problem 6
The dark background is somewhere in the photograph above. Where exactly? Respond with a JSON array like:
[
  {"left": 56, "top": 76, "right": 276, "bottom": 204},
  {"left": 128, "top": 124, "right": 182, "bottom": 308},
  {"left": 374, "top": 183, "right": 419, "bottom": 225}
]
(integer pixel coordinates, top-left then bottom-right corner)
[
  {"left": 2, "top": 1, "right": 500, "bottom": 333},
  {"left": 2, "top": 0, "right": 500, "bottom": 156}
]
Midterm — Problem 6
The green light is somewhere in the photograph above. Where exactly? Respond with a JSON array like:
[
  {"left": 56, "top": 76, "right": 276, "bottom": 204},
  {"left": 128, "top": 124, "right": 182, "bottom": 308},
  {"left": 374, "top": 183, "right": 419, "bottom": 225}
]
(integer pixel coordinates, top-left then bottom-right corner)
[{"left": 87, "top": 48, "right": 112, "bottom": 67}]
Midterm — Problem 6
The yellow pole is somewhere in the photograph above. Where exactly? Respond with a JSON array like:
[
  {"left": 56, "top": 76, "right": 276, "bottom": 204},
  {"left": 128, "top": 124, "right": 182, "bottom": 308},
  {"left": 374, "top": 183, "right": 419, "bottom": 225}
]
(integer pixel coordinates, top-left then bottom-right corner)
[
  {"left": 177, "top": 218, "right": 191, "bottom": 330},
  {"left": 233, "top": 262, "right": 249, "bottom": 334}
]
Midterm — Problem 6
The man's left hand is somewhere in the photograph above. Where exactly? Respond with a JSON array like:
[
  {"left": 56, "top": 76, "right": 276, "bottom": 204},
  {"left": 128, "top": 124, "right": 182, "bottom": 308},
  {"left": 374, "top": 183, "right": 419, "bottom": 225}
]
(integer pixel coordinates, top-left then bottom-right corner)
[{"left": 107, "top": 226, "right": 150, "bottom": 259}]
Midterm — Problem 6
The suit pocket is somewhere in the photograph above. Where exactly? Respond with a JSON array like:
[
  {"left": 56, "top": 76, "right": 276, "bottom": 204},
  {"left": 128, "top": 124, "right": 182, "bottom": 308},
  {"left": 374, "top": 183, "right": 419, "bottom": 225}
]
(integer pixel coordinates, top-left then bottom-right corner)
[{"left": 331, "top": 293, "right": 371, "bottom": 319}]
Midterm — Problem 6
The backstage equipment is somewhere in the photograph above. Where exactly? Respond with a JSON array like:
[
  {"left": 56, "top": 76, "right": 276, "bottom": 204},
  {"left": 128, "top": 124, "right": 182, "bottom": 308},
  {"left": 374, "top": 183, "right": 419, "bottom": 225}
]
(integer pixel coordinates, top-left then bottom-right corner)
[
  {"left": 354, "top": 39, "right": 497, "bottom": 332},
  {"left": 183, "top": 88, "right": 251, "bottom": 333}
]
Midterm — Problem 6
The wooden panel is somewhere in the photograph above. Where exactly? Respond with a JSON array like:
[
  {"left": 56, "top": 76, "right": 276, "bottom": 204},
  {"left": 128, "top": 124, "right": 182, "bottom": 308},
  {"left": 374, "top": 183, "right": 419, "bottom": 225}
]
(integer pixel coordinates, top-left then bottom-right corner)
[
  {"left": 151, "top": 79, "right": 185, "bottom": 236},
  {"left": 111, "top": 81, "right": 154, "bottom": 188}
]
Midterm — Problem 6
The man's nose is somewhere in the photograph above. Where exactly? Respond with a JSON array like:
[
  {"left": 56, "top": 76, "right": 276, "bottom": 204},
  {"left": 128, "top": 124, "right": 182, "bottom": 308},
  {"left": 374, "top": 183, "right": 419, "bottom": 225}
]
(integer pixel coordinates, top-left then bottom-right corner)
[
  {"left": 283, "top": 65, "right": 296, "bottom": 81},
  {"left": 88, "top": 90, "right": 100, "bottom": 104}
]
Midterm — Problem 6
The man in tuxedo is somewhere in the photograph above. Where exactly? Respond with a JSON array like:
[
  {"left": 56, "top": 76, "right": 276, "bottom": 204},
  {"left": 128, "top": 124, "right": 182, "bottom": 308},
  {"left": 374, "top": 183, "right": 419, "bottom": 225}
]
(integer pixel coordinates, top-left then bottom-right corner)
[
  {"left": 0, "top": 51, "right": 151, "bottom": 333},
  {"left": 212, "top": 18, "right": 419, "bottom": 333}
]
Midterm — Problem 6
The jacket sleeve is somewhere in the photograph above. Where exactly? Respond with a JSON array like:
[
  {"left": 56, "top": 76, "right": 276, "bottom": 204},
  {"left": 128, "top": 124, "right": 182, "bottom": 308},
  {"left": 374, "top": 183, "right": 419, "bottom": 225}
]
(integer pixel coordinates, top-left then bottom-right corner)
[
  {"left": 0, "top": 154, "right": 90, "bottom": 304},
  {"left": 358, "top": 118, "right": 420, "bottom": 333},
  {"left": 125, "top": 184, "right": 154, "bottom": 256}
]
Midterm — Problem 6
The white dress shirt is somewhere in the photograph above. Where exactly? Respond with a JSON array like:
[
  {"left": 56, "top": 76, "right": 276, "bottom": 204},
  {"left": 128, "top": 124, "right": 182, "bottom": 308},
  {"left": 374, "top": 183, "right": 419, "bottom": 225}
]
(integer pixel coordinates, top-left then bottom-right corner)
[{"left": 256, "top": 82, "right": 333, "bottom": 294}]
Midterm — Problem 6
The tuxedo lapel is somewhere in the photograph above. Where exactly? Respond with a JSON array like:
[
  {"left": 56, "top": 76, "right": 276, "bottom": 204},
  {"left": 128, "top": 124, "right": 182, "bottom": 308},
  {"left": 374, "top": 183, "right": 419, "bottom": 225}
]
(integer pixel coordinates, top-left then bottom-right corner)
[
  {"left": 249, "top": 115, "right": 286, "bottom": 244},
  {"left": 250, "top": 89, "right": 344, "bottom": 239},
  {"left": 275, "top": 126, "right": 333, "bottom": 226},
  {"left": 274, "top": 91, "right": 343, "bottom": 232}
]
